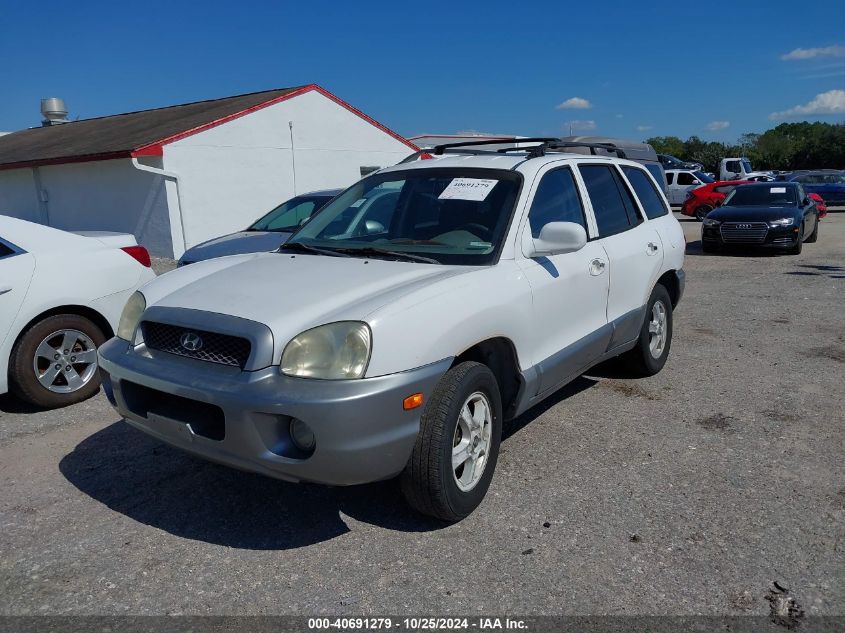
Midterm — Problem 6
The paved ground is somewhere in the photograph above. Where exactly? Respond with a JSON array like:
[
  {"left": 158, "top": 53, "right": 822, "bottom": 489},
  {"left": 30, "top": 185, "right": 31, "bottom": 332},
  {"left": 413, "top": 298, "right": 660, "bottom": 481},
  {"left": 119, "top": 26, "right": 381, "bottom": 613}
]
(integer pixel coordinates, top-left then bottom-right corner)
[{"left": 1, "top": 213, "right": 843, "bottom": 616}]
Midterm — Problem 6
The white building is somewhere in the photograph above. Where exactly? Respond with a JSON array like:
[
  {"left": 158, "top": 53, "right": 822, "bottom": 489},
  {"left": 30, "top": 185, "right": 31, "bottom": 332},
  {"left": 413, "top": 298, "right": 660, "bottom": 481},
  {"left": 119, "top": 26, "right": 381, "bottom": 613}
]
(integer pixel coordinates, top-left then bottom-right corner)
[{"left": 0, "top": 85, "right": 418, "bottom": 257}]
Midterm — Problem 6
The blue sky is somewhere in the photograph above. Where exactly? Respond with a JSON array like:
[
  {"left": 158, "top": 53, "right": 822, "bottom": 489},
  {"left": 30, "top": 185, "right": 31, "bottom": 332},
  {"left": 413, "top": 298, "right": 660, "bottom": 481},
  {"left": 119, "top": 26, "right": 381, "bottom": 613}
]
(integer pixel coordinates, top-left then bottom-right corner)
[{"left": 1, "top": 0, "right": 843, "bottom": 141}]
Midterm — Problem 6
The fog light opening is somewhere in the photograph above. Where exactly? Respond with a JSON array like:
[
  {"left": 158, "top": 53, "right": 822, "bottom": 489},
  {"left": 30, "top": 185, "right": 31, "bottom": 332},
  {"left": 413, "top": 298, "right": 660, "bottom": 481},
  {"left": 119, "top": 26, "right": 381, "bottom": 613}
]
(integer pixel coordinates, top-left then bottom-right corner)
[{"left": 289, "top": 418, "right": 316, "bottom": 454}]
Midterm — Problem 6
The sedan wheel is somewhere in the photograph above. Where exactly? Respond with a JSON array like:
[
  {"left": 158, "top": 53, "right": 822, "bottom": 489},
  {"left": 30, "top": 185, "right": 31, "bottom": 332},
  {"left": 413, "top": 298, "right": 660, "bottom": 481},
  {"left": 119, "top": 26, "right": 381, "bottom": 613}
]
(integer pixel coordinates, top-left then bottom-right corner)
[
  {"left": 33, "top": 329, "right": 99, "bottom": 393},
  {"left": 9, "top": 314, "right": 106, "bottom": 408}
]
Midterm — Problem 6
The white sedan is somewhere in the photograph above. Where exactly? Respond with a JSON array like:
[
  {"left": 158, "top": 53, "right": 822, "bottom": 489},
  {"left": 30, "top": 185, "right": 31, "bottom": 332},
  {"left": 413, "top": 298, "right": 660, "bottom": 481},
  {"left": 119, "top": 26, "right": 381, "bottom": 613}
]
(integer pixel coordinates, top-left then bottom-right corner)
[{"left": 0, "top": 216, "right": 155, "bottom": 408}]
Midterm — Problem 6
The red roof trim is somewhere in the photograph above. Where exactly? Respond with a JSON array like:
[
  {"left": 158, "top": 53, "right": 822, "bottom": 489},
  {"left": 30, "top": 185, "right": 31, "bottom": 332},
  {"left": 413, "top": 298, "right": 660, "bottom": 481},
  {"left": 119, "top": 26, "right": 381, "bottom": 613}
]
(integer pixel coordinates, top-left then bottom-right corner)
[
  {"left": 131, "top": 84, "right": 419, "bottom": 157},
  {"left": 0, "top": 151, "right": 131, "bottom": 171}
]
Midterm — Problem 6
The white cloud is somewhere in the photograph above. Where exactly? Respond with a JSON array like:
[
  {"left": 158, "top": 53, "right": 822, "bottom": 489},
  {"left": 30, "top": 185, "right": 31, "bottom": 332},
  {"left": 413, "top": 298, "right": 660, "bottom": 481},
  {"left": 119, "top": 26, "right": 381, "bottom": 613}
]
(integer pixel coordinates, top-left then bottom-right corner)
[
  {"left": 705, "top": 120, "right": 730, "bottom": 131},
  {"left": 563, "top": 119, "right": 596, "bottom": 132},
  {"left": 615, "top": 114, "right": 624, "bottom": 119},
  {"left": 769, "top": 89, "right": 845, "bottom": 119},
  {"left": 636, "top": 125, "right": 652, "bottom": 132},
  {"left": 781, "top": 45, "right": 845, "bottom": 60},
  {"left": 556, "top": 97, "right": 592, "bottom": 110}
]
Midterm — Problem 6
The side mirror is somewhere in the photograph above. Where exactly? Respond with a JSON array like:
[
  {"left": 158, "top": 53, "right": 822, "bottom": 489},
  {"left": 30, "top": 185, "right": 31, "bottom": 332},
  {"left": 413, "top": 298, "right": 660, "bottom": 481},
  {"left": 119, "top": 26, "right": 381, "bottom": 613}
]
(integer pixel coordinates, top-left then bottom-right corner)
[
  {"left": 364, "top": 220, "right": 385, "bottom": 234},
  {"left": 803, "top": 197, "right": 811, "bottom": 206},
  {"left": 526, "top": 222, "right": 587, "bottom": 257}
]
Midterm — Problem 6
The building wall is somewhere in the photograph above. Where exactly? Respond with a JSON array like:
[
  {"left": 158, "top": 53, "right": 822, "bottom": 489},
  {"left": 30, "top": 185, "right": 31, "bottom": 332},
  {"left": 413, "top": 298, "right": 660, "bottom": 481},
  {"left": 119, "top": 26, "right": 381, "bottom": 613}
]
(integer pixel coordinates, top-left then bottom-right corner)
[
  {"left": 0, "top": 168, "right": 40, "bottom": 222},
  {"left": 0, "top": 159, "right": 174, "bottom": 257},
  {"left": 163, "top": 90, "right": 415, "bottom": 252}
]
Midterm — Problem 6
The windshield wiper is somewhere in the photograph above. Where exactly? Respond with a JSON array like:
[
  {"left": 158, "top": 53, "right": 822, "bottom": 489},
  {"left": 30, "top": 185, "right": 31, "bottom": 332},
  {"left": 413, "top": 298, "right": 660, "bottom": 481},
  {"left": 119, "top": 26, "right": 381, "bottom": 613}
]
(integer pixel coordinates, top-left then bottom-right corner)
[
  {"left": 278, "top": 242, "right": 350, "bottom": 257},
  {"left": 331, "top": 246, "right": 439, "bottom": 264}
]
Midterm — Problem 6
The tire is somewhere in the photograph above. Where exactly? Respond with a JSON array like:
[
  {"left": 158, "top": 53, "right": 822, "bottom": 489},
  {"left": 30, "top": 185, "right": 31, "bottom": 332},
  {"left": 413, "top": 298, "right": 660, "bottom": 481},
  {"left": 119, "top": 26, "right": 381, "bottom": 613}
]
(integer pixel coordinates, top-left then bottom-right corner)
[
  {"left": 702, "top": 240, "right": 718, "bottom": 253},
  {"left": 9, "top": 314, "right": 106, "bottom": 409},
  {"left": 620, "top": 284, "right": 673, "bottom": 377},
  {"left": 400, "top": 361, "right": 502, "bottom": 522},
  {"left": 695, "top": 205, "right": 713, "bottom": 221},
  {"left": 805, "top": 219, "right": 818, "bottom": 243},
  {"left": 787, "top": 230, "right": 803, "bottom": 255}
]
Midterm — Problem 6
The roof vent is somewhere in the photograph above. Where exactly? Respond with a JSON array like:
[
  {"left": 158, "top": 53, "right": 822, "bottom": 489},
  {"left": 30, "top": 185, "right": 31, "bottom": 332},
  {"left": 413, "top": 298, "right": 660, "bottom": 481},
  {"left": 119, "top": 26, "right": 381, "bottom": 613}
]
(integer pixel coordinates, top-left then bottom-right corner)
[{"left": 41, "top": 97, "right": 69, "bottom": 126}]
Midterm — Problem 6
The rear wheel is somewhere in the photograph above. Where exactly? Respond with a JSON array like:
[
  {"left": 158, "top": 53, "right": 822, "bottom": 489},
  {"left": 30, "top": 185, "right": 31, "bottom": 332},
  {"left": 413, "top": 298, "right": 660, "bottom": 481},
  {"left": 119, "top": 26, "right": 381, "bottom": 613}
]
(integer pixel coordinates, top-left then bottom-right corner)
[
  {"left": 620, "top": 284, "right": 673, "bottom": 377},
  {"left": 400, "top": 361, "right": 502, "bottom": 522},
  {"left": 9, "top": 314, "right": 105, "bottom": 408},
  {"left": 695, "top": 205, "right": 713, "bottom": 221}
]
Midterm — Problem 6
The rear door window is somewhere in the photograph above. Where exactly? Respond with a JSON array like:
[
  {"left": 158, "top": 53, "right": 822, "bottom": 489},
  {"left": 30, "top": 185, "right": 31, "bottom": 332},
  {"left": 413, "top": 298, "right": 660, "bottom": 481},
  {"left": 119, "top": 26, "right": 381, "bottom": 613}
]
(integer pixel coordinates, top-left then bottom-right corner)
[
  {"left": 665, "top": 172, "right": 675, "bottom": 185},
  {"left": 579, "top": 164, "right": 638, "bottom": 237},
  {"left": 622, "top": 166, "right": 669, "bottom": 219}
]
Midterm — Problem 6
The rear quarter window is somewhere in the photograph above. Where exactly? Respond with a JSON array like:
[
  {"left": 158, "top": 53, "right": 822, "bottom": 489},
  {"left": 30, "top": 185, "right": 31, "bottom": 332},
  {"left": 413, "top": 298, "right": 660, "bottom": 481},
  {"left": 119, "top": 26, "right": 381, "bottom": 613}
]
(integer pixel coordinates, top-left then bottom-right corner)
[{"left": 622, "top": 166, "right": 670, "bottom": 219}]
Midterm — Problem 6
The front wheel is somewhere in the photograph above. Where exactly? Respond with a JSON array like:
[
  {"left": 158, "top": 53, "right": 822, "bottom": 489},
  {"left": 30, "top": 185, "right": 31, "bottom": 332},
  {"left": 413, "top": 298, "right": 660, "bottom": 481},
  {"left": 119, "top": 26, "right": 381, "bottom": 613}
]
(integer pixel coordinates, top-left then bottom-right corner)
[
  {"left": 805, "top": 219, "right": 818, "bottom": 243},
  {"left": 400, "top": 361, "right": 502, "bottom": 522},
  {"left": 621, "top": 284, "right": 673, "bottom": 377}
]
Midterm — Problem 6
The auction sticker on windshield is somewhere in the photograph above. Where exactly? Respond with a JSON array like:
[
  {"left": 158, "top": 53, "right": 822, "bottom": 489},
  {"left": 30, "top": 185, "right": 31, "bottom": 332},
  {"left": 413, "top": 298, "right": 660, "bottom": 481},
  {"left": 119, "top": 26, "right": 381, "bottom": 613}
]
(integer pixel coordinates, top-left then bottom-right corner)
[
  {"left": 438, "top": 178, "right": 498, "bottom": 201},
  {"left": 770, "top": 187, "right": 786, "bottom": 194}
]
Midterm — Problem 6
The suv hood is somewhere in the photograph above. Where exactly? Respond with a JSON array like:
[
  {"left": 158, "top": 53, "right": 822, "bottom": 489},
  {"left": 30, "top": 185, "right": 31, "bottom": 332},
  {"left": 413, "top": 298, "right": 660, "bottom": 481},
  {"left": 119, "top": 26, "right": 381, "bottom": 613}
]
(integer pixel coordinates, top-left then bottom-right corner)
[
  {"left": 143, "top": 252, "right": 473, "bottom": 357},
  {"left": 180, "top": 231, "right": 292, "bottom": 264},
  {"left": 709, "top": 205, "right": 800, "bottom": 221}
]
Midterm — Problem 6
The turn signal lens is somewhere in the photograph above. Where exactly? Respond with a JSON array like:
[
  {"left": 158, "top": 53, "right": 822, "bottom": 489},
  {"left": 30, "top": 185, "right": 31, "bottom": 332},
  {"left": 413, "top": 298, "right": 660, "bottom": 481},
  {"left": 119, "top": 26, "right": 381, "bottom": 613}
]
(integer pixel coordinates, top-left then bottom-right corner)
[{"left": 403, "top": 393, "right": 424, "bottom": 410}]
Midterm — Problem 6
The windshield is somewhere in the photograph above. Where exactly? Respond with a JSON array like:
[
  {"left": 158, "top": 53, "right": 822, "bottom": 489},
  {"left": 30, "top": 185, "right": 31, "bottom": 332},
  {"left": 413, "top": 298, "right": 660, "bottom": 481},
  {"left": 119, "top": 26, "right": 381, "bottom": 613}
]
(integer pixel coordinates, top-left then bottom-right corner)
[
  {"left": 723, "top": 185, "right": 797, "bottom": 207},
  {"left": 283, "top": 168, "right": 522, "bottom": 265},
  {"left": 694, "top": 171, "right": 714, "bottom": 183},
  {"left": 741, "top": 159, "right": 753, "bottom": 173},
  {"left": 249, "top": 195, "right": 331, "bottom": 232}
]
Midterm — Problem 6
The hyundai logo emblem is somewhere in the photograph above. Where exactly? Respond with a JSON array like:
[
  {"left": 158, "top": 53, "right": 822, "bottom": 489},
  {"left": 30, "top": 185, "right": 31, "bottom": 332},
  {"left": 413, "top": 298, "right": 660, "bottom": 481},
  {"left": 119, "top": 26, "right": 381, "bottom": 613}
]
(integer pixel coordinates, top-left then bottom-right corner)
[{"left": 179, "top": 332, "right": 203, "bottom": 351}]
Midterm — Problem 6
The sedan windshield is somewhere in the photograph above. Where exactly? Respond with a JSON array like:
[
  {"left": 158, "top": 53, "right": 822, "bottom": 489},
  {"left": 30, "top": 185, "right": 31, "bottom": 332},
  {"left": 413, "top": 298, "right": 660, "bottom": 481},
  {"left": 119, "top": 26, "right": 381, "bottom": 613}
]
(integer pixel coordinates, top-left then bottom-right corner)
[
  {"left": 724, "top": 185, "right": 797, "bottom": 207},
  {"left": 282, "top": 168, "right": 522, "bottom": 265},
  {"left": 249, "top": 195, "right": 332, "bottom": 232}
]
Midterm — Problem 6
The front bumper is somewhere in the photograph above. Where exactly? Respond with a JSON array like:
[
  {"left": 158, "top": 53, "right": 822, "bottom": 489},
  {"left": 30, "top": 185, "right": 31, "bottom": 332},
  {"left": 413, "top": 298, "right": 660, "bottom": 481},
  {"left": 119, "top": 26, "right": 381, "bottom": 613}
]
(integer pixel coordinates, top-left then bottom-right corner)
[
  {"left": 701, "top": 223, "right": 800, "bottom": 249},
  {"left": 98, "top": 338, "right": 451, "bottom": 485}
]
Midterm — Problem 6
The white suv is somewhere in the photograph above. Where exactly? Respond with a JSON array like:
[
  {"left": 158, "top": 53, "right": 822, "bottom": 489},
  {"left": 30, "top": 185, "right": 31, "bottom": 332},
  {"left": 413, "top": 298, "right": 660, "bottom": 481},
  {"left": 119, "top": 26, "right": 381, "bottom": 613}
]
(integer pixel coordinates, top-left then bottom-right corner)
[{"left": 99, "top": 139, "right": 685, "bottom": 521}]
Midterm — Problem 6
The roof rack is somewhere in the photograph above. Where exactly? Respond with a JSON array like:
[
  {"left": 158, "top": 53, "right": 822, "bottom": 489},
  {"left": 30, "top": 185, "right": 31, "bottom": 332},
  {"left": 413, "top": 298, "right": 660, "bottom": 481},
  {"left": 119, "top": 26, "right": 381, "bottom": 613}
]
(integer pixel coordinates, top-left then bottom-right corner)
[
  {"left": 430, "top": 137, "right": 627, "bottom": 159},
  {"left": 397, "top": 137, "right": 630, "bottom": 164}
]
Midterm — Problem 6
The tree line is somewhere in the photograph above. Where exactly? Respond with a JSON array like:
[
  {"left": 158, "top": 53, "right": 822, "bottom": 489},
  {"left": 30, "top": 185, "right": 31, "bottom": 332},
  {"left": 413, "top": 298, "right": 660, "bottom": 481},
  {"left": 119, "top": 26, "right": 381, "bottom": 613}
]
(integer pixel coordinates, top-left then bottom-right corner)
[{"left": 646, "top": 121, "right": 845, "bottom": 174}]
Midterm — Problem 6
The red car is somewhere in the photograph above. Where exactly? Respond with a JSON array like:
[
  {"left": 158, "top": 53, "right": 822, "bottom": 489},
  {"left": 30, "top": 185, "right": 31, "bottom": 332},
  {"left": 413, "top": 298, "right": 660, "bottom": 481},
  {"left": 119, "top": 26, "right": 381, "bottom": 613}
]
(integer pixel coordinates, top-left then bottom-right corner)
[
  {"left": 809, "top": 193, "right": 828, "bottom": 218},
  {"left": 681, "top": 180, "right": 754, "bottom": 220}
]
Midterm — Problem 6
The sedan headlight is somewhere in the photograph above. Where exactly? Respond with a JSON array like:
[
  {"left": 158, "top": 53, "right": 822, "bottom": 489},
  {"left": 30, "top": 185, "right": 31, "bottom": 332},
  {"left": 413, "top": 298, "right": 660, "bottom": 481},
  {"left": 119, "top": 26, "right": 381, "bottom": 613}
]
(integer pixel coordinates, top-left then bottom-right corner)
[
  {"left": 281, "top": 321, "right": 371, "bottom": 379},
  {"left": 117, "top": 291, "right": 146, "bottom": 341},
  {"left": 702, "top": 218, "right": 721, "bottom": 227},
  {"left": 769, "top": 217, "right": 794, "bottom": 227}
]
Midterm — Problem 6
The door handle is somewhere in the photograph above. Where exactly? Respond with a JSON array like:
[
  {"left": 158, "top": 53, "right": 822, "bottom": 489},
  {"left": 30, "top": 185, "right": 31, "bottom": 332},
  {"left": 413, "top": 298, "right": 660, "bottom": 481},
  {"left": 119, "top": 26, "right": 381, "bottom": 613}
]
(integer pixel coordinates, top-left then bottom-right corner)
[
  {"left": 589, "top": 259, "right": 606, "bottom": 276},
  {"left": 647, "top": 242, "right": 659, "bottom": 255}
]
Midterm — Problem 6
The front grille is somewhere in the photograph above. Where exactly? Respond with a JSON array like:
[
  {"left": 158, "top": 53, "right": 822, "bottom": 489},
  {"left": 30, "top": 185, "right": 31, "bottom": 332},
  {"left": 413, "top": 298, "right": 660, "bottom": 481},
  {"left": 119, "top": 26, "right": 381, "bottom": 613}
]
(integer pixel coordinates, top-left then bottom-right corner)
[
  {"left": 720, "top": 222, "right": 768, "bottom": 244},
  {"left": 141, "top": 321, "right": 251, "bottom": 368}
]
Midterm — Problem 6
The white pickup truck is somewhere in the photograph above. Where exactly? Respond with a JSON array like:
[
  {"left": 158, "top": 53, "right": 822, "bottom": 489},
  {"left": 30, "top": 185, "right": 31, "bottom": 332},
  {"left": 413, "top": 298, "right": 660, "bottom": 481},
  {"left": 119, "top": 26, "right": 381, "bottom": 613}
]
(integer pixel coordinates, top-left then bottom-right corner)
[
  {"left": 99, "top": 138, "right": 686, "bottom": 521},
  {"left": 719, "top": 157, "right": 774, "bottom": 182}
]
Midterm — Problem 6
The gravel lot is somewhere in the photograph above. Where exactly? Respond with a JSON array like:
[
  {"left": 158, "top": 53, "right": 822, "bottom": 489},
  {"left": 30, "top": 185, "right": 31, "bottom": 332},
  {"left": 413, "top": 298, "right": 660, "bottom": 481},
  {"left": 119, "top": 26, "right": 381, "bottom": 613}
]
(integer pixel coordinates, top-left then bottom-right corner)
[{"left": 1, "top": 213, "right": 843, "bottom": 616}]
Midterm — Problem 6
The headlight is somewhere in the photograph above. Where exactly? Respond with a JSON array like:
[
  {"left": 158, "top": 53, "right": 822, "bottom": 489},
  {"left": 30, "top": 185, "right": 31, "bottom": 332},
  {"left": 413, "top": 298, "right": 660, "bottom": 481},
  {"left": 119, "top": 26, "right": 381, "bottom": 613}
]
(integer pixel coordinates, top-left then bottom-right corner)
[
  {"left": 769, "top": 217, "right": 794, "bottom": 227},
  {"left": 117, "top": 291, "right": 146, "bottom": 341},
  {"left": 281, "top": 321, "right": 371, "bottom": 379},
  {"left": 702, "top": 218, "right": 721, "bottom": 227}
]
